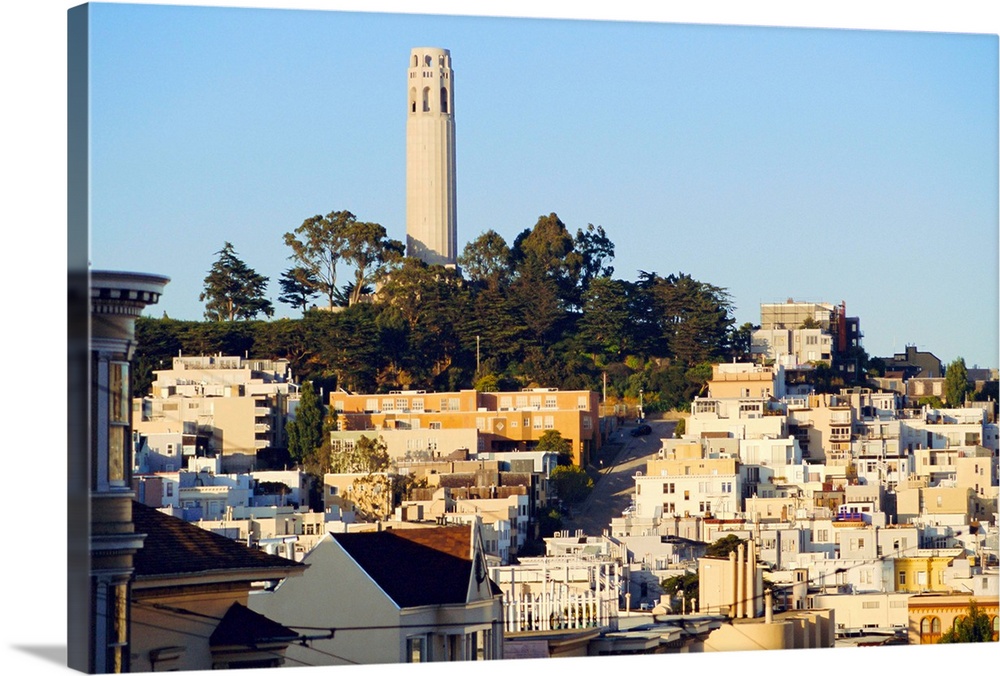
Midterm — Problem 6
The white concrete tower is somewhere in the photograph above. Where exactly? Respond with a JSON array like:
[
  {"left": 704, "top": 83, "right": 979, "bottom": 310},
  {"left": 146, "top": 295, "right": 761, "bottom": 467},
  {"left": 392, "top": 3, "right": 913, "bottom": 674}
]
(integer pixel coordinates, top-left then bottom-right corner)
[{"left": 406, "top": 47, "right": 457, "bottom": 267}]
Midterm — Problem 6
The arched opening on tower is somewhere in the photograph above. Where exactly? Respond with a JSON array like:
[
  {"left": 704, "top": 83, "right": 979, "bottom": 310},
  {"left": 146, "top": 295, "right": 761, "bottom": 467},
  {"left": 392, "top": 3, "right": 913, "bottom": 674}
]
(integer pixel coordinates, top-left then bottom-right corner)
[
  {"left": 412, "top": 55, "right": 418, "bottom": 67},
  {"left": 424, "top": 54, "right": 432, "bottom": 67},
  {"left": 440, "top": 87, "right": 448, "bottom": 113},
  {"left": 409, "top": 87, "right": 417, "bottom": 113},
  {"left": 422, "top": 87, "right": 430, "bottom": 112}
]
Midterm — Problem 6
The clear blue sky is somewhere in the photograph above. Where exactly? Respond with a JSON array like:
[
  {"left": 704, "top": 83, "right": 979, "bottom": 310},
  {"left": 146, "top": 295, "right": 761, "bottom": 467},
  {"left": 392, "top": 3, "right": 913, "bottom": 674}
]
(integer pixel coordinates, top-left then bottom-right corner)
[{"left": 86, "top": 1, "right": 999, "bottom": 369}]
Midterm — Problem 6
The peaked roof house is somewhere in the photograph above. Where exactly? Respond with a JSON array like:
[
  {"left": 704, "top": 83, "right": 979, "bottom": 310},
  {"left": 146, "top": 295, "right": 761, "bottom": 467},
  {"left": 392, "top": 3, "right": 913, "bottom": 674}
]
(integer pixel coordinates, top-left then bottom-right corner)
[
  {"left": 129, "top": 501, "right": 306, "bottom": 671},
  {"left": 249, "top": 524, "right": 505, "bottom": 665}
]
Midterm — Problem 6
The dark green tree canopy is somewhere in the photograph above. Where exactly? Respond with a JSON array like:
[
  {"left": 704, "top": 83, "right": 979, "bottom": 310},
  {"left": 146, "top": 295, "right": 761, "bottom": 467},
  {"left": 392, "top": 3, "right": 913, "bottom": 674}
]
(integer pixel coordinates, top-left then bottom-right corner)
[
  {"left": 938, "top": 601, "right": 995, "bottom": 643},
  {"left": 286, "top": 381, "right": 324, "bottom": 465},
  {"left": 458, "top": 229, "right": 514, "bottom": 290},
  {"left": 277, "top": 266, "right": 320, "bottom": 315},
  {"left": 661, "top": 571, "right": 699, "bottom": 607},
  {"left": 944, "top": 357, "right": 969, "bottom": 406},
  {"left": 139, "top": 209, "right": 752, "bottom": 409},
  {"left": 200, "top": 242, "right": 274, "bottom": 321},
  {"left": 550, "top": 465, "right": 593, "bottom": 504},
  {"left": 706, "top": 534, "right": 746, "bottom": 558},
  {"left": 535, "top": 429, "right": 572, "bottom": 464}
]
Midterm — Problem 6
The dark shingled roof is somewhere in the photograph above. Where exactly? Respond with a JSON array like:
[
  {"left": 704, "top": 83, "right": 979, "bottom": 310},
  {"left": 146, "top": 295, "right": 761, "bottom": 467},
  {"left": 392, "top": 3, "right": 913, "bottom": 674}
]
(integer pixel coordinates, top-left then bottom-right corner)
[
  {"left": 131, "top": 501, "right": 304, "bottom": 578},
  {"left": 209, "top": 602, "right": 299, "bottom": 647},
  {"left": 332, "top": 526, "right": 475, "bottom": 608}
]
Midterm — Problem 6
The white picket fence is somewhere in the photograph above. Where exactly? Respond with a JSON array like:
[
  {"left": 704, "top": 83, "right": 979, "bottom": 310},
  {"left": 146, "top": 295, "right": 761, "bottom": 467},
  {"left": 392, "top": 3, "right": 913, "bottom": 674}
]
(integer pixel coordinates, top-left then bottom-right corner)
[{"left": 502, "top": 587, "right": 613, "bottom": 632}]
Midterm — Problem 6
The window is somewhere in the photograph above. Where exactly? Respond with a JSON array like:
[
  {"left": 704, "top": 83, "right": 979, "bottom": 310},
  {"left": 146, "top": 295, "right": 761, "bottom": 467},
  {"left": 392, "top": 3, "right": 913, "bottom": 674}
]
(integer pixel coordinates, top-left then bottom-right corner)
[
  {"left": 544, "top": 416, "right": 554, "bottom": 429},
  {"left": 898, "top": 571, "right": 906, "bottom": 586},
  {"left": 662, "top": 502, "right": 675, "bottom": 514},
  {"left": 382, "top": 399, "right": 394, "bottom": 412},
  {"left": 429, "top": 421, "right": 442, "bottom": 430},
  {"left": 578, "top": 396, "right": 588, "bottom": 410},
  {"left": 533, "top": 417, "right": 542, "bottom": 430},
  {"left": 500, "top": 396, "right": 512, "bottom": 410},
  {"left": 166, "top": 484, "right": 174, "bottom": 497},
  {"left": 108, "top": 361, "right": 130, "bottom": 485},
  {"left": 663, "top": 482, "right": 675, "bottom": 494},
  {"left": 448, "top": 398, "right": 461, "bottom": 411},
  {"left": 721, "top": 482, "right": 733, "bottom": 493},
  {"left": 365, "top": 398, "right": 378, "bottom": 412},
  {"left": 516, "top": 395, "right": 528, "bottom": 408},
  {"left": 406, "top": 636, "right": 427, "bottom": 663},
  {"left": 545, "top": 395, "right": 557, "bottom": 409}
]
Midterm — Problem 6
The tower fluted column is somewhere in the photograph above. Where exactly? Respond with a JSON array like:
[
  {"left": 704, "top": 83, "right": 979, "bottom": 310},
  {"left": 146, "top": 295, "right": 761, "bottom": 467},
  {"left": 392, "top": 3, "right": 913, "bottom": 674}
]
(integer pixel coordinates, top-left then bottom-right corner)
[{"left": 406, "top": 47, "right": 457, "bottom": 267}]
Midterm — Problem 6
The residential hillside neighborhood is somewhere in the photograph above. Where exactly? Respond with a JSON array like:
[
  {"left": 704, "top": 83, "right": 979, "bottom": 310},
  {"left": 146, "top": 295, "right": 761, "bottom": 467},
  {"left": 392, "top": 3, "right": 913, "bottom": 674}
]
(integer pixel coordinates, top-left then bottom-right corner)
[{"left": 81, "top": 275, "right": 998, "bottom": 672}]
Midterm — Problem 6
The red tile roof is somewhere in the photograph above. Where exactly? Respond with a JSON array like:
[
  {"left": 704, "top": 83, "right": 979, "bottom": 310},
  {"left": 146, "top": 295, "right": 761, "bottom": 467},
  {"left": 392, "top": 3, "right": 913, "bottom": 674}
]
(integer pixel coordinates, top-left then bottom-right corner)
[{"left": 131, "top": 501, "right": 304, "bottom": 580}]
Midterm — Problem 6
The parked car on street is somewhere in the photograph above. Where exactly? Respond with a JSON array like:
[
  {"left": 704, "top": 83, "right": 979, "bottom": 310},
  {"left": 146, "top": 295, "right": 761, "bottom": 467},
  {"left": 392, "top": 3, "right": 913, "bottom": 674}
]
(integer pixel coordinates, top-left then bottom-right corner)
[{"left": 630, "top": 424, "right": 652, "bottom": 437}]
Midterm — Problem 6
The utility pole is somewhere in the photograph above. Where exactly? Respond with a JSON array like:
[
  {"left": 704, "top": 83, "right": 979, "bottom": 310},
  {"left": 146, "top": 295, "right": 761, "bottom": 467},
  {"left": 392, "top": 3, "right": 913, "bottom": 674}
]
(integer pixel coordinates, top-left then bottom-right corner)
[{"left": 476, "top": 335, "right": 481, "bottom": 375}]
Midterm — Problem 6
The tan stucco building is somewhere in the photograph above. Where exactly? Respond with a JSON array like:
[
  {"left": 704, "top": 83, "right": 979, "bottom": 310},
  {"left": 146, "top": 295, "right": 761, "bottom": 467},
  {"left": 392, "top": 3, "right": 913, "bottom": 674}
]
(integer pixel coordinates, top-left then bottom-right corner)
[{"left": 328, "top": 388, "right": 600, "bottom": 466}]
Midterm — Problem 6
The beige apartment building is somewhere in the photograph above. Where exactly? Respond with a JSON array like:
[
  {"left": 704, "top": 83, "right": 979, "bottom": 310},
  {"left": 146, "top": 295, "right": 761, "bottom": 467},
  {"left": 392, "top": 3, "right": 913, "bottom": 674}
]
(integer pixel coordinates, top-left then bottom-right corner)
[
  {"left": 134, "top": 356, "right": 297, "bottom": 472},
  {"left": 707, "top": 362, "right": 785, "bottom": 400},
  {"left": 328, "top": 388, "right": 600, "bottom": 467}
]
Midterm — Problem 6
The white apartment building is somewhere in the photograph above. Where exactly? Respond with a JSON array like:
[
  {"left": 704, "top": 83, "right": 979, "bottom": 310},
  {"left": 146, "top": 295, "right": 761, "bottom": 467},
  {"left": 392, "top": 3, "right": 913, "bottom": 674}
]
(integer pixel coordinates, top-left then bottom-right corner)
[
  {"left": 687, "top": 397, "right": 786, "bottom": 440},
  {"left": 634, "top": 457, "right": 742, "bottom": 520}
]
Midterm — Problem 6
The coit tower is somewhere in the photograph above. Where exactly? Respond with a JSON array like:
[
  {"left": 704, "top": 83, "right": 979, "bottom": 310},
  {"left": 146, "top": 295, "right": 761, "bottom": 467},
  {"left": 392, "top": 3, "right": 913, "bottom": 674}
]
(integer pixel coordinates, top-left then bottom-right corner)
[{"left": 406, "top": 47, "right": 457, "bottom": 267}]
